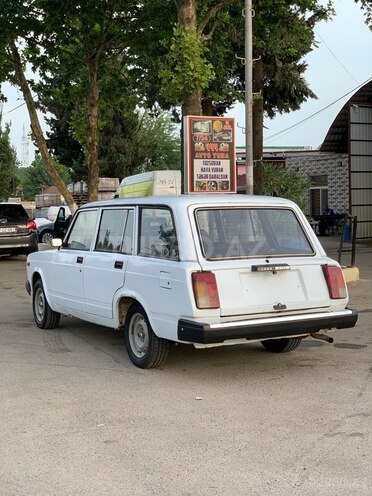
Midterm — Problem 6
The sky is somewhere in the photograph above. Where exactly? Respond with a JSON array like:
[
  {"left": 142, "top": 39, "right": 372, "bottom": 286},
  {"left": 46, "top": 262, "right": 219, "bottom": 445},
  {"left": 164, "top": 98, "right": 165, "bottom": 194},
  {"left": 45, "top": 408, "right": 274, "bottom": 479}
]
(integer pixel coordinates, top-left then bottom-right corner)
[
  {"left": 1, "top": 0, "right": 372, "bottom": 164},
  {"left": 229, "top": 0, "right": 372, "bottom": 148}
]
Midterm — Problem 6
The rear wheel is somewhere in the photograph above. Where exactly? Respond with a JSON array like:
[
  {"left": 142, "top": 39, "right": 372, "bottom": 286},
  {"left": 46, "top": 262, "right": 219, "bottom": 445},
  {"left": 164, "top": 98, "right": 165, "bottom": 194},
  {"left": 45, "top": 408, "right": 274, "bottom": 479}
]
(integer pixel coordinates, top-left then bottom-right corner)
[
  {"left": 261, "top": 337, "right": 303, "bottom": 353},
  {"left": 125, "top": 304, "right": 169, "bottom": 368},
  {"left": 33, "top": 279, "right": 61, "bottom": 329}
]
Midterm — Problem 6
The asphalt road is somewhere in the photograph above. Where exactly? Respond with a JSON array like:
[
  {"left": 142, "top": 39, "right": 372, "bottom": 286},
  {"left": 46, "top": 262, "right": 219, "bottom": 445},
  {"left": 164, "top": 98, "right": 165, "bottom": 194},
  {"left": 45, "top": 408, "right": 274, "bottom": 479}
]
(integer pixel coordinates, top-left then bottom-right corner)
[{"left": 0, "top": 255, "right": 371, "bottom": 496}]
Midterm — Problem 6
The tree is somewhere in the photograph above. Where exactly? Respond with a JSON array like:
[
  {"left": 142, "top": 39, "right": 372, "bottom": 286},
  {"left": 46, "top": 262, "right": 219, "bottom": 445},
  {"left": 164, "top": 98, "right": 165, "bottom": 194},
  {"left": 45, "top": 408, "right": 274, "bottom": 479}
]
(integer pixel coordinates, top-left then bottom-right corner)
[
  {"left": 43, "top": 95, "right": 181, "bottom": 181},
  {"left": 0, "top": 120, "right": 18, "bottom": 200},
  {"left": 1, "top": 0, "right": 336, "bottom": 200},
  {"left": 0, "top": 2, "right": 78, "bottom": 211},
  {"left": 0, "top": 1, "right": 139, "bottom": 203},
  {"left": 33, "top": 0, "right": 139, "bottom": 201},
  {"left": 254, "top": 162, "right": 310, "bottom": 212},
  {"left": 99, "top": 110, "right": 181, "bottom": 179},
  {"left": 356, "top": 0, "right": 372, "bottom": 28},
  {"left": 16, "top": 155, "right": 72, "bottom": 201},
  {"left": 131, "top": 0, "right": 333, "bottom": 190}
]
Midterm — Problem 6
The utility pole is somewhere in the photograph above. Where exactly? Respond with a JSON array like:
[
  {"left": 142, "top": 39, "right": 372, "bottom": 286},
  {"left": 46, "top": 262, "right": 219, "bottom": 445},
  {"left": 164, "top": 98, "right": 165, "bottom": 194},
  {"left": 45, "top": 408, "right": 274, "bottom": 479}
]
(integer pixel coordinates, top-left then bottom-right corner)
[{"left": 245, "top": 0, "right": 254, "bottom": 195}]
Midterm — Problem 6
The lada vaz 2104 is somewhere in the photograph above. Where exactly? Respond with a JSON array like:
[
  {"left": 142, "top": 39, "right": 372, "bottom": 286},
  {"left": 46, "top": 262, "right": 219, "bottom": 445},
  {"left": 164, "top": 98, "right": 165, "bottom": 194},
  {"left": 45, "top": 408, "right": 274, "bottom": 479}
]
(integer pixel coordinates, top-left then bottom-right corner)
[{"left": 26, "top": 195, "right": 358, "bottom": 368}]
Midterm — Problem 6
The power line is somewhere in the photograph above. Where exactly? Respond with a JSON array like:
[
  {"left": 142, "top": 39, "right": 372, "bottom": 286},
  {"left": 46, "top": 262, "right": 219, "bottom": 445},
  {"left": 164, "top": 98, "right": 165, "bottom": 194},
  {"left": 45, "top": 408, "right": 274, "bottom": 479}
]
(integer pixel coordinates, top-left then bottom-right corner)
[
  {"left": 265, "top": 76, "right": 372, "bottom": 143},
  {"left": 5, "top": 101, "right": 26, "bottom": 114},
  {"left": 315, "top": 31, "right": 359, "bottom": 84}
]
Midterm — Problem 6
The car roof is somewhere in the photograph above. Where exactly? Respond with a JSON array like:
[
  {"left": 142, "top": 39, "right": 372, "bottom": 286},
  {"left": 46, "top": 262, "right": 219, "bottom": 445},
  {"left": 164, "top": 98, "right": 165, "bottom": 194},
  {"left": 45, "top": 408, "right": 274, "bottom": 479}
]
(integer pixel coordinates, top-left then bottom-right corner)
[{"left": 79, "top": 194, "right": 297, "bottom": 210}]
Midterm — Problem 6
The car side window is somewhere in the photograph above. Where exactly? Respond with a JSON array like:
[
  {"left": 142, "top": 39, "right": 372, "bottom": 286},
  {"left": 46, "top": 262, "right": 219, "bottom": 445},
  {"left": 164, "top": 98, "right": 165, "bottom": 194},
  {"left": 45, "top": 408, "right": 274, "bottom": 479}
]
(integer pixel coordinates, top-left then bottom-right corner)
[
  {"left": 122, "top": 210, "right": 134, "bottom": 255},
  {"left": 65, "top": 210, "right": 98, "bottom": 251},
  {"left": 95, "top": 209, "right": 128, "bottom": 253},
  {"left": 57, "top": 207, "right": 66, "bottom": 222},
  {"left": 139, "top": 208, "right": 178, "bottom": 260}
]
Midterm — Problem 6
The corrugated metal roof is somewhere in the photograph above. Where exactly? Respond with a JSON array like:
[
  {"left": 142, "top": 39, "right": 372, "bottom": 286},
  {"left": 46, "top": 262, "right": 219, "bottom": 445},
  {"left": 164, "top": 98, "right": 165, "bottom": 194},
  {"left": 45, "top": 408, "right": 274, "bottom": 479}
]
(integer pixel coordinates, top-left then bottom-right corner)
[{"left": 320, "top": 80, "right": 372, "bottom": 153}]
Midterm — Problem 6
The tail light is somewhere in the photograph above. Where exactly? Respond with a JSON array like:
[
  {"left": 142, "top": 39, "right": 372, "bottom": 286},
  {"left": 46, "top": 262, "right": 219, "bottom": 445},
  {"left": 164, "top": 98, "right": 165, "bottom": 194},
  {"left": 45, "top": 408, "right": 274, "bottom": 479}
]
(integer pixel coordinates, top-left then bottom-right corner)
[
  {"left": 26, "top": 219, "right": 37, "bottom": 231},
  {"left": 322, "top": 265, "right": 347, "bottom": 299},
  {"left": 192, "top": 271, "right": 220, "bottom": 309}
]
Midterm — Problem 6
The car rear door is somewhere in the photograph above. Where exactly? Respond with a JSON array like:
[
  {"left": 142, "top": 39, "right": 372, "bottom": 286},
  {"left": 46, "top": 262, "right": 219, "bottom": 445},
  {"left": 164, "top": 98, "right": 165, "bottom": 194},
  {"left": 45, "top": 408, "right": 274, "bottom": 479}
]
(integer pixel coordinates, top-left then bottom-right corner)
[{"left": 194, "top": 206, "right": 332, "bottom": 317}]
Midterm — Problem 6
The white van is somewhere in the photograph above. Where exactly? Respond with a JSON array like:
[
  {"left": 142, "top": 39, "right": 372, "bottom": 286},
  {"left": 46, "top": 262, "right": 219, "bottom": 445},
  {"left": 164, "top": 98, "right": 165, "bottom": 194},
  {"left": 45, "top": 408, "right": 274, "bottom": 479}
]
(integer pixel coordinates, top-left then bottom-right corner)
[{"left": 116, "top": 170, "right": 181, "bottom": 198}]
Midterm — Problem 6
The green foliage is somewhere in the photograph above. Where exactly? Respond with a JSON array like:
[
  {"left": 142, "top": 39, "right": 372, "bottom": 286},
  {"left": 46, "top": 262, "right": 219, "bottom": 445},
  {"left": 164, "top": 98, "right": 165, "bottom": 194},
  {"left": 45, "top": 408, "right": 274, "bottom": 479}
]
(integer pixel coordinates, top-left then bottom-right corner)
[
  {"left": 17, "top": 156, "right": 72, "bottom": 200},
  {"left": 160, "top": 27, "right": 214, "bottom": 104},
  {"left": 356, "top": 0, "right": 372, "bottom": 28},
  {"left": 254, "top": 162, "right": 310, "bottom": 211},
  {"left": 0, "top": 121, "right": 18, "bottom": 200},
  {"left": 99, "top": 110, "right": 181, "bottom": 179},
  {"left": 1, "top": 0, "right": 338, "bottom": 199},
  {"left": 130, "top": 0, "right": 334, "bottom": 120}
]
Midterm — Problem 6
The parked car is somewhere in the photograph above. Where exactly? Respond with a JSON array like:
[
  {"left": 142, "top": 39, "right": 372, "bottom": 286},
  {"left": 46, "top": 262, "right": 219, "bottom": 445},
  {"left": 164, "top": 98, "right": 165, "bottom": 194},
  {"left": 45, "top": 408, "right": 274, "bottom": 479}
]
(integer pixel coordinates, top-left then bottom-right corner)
[
  {"left": 0, "top": 202, "right": 38, "bottom": 257},
  {"left": 25, "top": 195, "right": 358, "bottom": 368},
  {"left": 35, "top": 206, "right": 72, "bottom": 244}
]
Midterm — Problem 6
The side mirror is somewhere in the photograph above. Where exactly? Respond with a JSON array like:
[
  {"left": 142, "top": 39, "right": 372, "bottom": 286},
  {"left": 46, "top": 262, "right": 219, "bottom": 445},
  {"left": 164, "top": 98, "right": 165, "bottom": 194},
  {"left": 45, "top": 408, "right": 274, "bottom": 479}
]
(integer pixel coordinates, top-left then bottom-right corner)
[{"left": 51, "top": 238, "right": 63, "bottom": 248}]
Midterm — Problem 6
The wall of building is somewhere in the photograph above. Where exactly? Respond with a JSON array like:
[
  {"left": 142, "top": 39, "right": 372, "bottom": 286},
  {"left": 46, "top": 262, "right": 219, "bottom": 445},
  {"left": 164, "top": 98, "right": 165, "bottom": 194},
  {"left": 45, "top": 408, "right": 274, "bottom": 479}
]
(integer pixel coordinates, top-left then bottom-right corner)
[{"left": 285, "top": 152, "right": 349, "bottom": 215}]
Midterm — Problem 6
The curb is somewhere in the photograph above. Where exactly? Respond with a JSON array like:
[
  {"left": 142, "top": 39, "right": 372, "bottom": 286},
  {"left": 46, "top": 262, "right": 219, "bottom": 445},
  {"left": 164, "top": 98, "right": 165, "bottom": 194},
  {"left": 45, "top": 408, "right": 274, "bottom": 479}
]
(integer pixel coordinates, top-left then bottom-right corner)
[{"left": 342, "top": 266, "right": 360, "bottom": 283}]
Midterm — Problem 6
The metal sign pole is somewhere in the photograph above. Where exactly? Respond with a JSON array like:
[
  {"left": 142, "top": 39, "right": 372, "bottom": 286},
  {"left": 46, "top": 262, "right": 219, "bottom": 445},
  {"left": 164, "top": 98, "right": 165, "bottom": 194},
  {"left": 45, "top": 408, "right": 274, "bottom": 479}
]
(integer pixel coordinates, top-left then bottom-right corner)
[{"left": 245, "top": 0, "right": 254, "bottom": 195}]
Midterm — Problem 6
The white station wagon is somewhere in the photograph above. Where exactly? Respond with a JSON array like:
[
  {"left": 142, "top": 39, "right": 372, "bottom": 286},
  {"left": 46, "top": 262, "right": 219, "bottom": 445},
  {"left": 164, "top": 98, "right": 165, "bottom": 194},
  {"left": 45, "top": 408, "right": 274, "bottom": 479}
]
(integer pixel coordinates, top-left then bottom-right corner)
[{"left": 26, "top": 194, "right": 358, "bottom": 368}]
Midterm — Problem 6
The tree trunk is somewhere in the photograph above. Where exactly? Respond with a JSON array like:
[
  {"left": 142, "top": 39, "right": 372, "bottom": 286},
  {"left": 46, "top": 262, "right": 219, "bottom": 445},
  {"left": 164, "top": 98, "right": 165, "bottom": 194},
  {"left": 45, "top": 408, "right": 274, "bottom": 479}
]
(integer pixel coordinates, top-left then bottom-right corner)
[
  {"left": 176, "top": 0, "right": 201, "bottom": 192},
  {"left": 177, "top": 0, "right": 202, "bottom": 117},
  {"left": 10, "top": 41, "right": 77, "bottom": 212},
  {"left": 201, "top": 98, "right": 216, "bottom": 116},
  {"left": 87, "top": 57, "right": 100, "bottom": 201}
]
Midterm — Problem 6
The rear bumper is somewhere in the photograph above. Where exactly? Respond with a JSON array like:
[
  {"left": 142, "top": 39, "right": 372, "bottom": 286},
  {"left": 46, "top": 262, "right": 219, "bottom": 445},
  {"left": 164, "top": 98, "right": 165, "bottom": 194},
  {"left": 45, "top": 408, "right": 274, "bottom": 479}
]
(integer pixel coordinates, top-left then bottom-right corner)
[
  {"left": 0, "top": 233, "right": 38, "bottom": 254},
  {"left": 177, "top": 309, "right": 358, "bottom": 344}
]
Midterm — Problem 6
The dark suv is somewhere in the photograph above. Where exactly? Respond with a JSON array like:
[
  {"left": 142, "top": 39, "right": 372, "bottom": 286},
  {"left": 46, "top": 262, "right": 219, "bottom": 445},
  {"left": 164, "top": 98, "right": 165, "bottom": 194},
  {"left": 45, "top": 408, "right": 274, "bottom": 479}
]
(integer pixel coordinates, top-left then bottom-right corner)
[{"left": 0, "top": 202, "right": 38, "bottom": 257}]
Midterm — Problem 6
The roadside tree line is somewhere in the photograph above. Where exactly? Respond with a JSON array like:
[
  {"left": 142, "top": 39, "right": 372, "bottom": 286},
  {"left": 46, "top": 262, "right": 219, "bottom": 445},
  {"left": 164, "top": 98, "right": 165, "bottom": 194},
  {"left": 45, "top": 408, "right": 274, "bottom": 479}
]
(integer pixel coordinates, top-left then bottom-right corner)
[{"left": 1, "top": 1, "right": 370, "bottom": 210}]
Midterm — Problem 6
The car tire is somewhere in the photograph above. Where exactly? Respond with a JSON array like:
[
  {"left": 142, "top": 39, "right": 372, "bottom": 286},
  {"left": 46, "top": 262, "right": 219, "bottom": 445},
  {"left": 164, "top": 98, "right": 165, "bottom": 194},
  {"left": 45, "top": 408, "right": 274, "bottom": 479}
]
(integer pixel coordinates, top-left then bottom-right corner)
[
  {"left": 39, "top": 229, "right": 54, "bottom": 244},
  {"left": 125, "top": 304, "right": 169, "bottom": 368},
  {"left": 261, "top": 337, "right": 303, "bottom": 353},
  {"left": 33, "top": 279, "right": 61, "bottom": 329}
]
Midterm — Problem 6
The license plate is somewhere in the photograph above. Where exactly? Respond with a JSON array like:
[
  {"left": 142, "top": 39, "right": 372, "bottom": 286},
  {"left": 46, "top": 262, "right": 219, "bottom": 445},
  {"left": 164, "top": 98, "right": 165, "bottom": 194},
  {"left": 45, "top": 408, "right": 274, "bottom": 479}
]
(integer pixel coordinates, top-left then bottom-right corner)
[{"left": 0, "top": 227, "right": 17, "bottom": 233}]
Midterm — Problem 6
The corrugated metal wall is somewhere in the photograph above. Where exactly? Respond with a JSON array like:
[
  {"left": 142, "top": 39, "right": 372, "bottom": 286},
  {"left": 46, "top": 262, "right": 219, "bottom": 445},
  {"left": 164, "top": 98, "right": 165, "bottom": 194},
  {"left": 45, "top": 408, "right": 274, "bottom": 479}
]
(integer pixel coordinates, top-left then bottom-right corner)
[{"left": 349, "top": 104, "right": 372, "bottom": 238}]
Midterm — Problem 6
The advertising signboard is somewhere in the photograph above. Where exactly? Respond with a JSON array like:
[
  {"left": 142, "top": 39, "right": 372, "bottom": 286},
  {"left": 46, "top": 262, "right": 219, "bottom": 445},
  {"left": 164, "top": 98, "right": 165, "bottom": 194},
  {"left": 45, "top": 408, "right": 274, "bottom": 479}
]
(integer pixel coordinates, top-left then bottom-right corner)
[{"left": 184, "top": 116, "right": 236, "bottom": 194}]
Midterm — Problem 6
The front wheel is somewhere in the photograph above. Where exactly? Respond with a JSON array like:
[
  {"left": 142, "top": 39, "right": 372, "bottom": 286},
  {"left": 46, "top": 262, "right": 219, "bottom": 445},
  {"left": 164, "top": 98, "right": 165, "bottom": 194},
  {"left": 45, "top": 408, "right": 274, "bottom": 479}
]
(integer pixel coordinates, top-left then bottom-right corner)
[
  {"left": 261, "top": 337, "right": 303, "bottom": 353},
  {"left": 124, "top": 304, "right": 169, "bottom": 368},
  {"left": 33, "top": 279, "right": 61, "bottom": 329}
]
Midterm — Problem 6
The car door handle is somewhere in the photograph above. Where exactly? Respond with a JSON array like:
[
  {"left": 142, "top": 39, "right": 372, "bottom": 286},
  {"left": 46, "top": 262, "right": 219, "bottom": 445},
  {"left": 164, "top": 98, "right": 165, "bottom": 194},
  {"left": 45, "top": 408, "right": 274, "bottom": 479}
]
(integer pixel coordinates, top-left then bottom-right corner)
[
  {"left": 114, "top": 260, "right": 123, "bottom": 269},
  {"left": 76, "top": 256, "right": 84, "bottom": 264}
]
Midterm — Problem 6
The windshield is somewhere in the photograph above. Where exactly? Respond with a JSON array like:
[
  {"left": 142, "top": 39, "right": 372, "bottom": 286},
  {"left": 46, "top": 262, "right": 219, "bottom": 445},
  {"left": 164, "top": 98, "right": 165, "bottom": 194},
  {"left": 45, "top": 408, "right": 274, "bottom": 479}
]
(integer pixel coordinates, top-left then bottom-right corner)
[{"left": 195, "top": 208, "right": 314, "bottom": 259}]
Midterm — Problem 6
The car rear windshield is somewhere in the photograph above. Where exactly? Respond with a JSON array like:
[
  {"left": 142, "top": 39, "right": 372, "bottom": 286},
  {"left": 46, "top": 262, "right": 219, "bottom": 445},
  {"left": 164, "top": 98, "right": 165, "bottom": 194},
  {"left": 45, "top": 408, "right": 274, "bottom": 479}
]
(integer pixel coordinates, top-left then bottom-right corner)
[
  {"left": 195, "top": 208, "right": 314, "bottom": 259},
  {"left": 0, "top": 204, "right": 28, "bottom": 221}
]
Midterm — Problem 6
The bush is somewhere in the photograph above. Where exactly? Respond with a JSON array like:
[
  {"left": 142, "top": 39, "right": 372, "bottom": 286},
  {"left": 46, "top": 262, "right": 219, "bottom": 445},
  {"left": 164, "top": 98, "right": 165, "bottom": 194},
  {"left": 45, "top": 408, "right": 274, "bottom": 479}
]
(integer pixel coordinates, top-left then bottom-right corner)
[{"left": 254, "top": 162, "right": 309, "bottom": 212}]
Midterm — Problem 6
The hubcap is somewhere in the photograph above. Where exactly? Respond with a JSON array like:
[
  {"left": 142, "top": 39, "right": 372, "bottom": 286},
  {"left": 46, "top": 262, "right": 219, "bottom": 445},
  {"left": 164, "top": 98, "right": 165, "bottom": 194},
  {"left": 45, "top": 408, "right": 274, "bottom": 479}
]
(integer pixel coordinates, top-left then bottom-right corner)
[
  {"left": 41, "top": 232, "right": 54, "bottom": 244},
  {"left": 128, "top": 313, "right": 149, "bottom": 358},
  {"left": 34, "top": 287, "right": 45, "bottom": 322}
]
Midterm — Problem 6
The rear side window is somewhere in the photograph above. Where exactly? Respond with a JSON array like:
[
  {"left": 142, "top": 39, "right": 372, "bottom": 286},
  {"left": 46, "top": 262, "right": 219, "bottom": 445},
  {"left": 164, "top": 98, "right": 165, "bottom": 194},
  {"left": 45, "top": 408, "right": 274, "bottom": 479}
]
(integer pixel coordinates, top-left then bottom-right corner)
[
  {"left": 95, "top": 209, "right": 127, "bottom": 253},
  {"left": 196, "top": 208, "right": 314, "bottom": 259},
  {"left": 139, "top": 207, "right": 178, "bottom": 260},
  {"left": 95, "top": 209, "right": 134, "bottom": 254},
  {"left": 65, "top": 210, "right": 98, "bottom": 250}
]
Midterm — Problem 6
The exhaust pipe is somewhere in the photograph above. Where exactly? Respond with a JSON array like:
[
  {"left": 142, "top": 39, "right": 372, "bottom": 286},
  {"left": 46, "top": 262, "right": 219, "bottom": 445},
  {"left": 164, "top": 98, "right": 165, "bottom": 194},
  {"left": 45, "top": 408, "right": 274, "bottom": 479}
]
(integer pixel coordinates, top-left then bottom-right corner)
[{"left": 310, "top": 332, "right": 334, "bottom": 344}]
